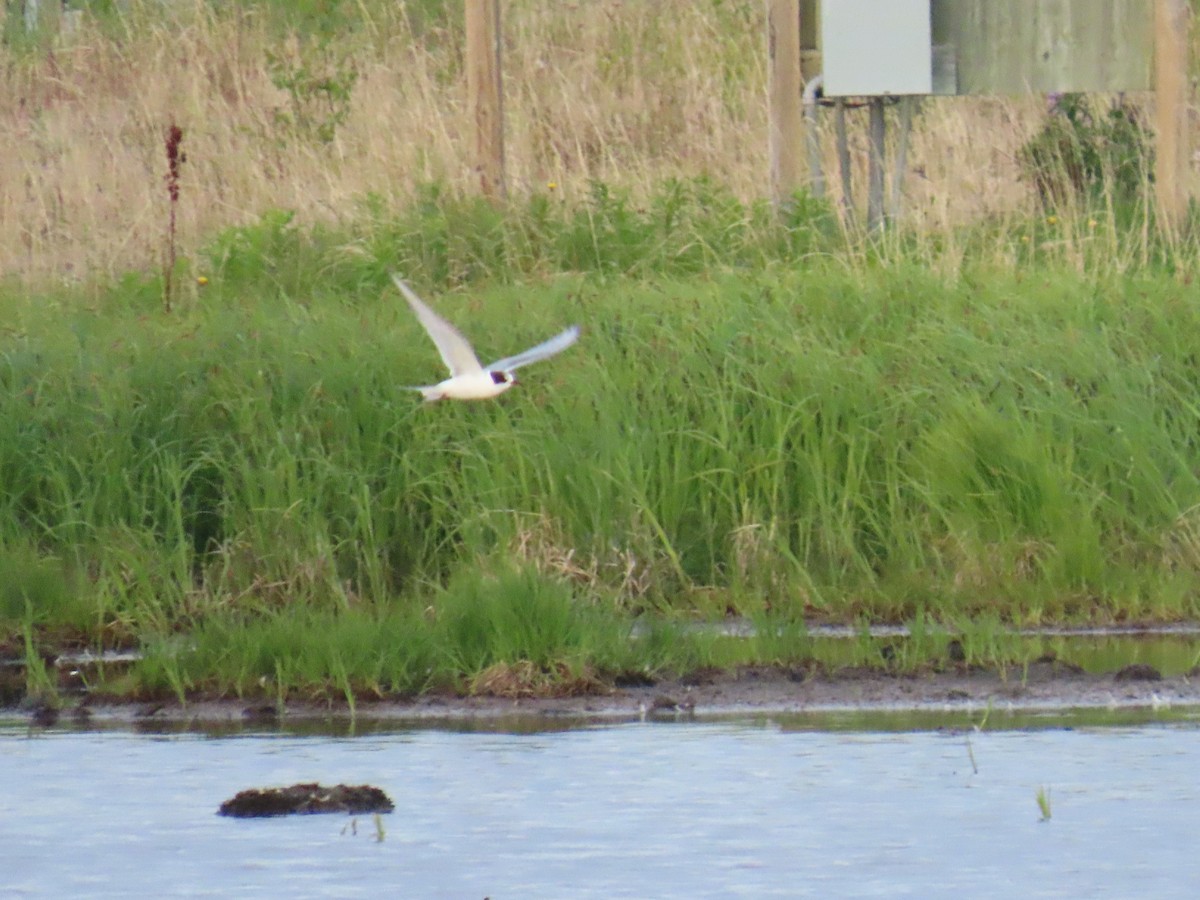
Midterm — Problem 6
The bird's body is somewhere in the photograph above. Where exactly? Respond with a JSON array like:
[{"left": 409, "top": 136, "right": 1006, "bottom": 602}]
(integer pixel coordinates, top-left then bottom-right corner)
[
  {"left": 415, "top": 369, "right": 512, "bottom": 402},
  {"left": 392, "top": 274, "right": 579, "bottom": 402}
]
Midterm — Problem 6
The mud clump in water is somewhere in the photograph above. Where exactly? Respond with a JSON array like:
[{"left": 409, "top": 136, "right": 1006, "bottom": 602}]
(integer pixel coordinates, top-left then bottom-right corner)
[
  {"left": 218, "top": 783, "right": 394, "bottom": 818},
  {"left": 1113, "top": 664, "right": 1163, "bottom": 683}
]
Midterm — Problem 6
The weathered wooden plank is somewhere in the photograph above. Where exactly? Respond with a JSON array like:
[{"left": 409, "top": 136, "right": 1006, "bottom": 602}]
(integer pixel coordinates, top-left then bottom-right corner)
[
  {"left": 866, "top": 98, "right": 887, "bottom": 231},
  {"left": 465, "top": 0, "right": 506, "bottom": 199},
  {"left": 931, "top": 0, "right": 1153, "bottom": 94},
  {"left": 768, "top": 0, "right": 805, "bottom": 208},
  {"left": 1155, "top": 0, "right": 1191, "bottom": 231}
]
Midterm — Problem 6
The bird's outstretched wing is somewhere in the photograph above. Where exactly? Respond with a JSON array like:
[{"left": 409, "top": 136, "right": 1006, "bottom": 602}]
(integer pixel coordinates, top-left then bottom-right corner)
[
  {"left": 391, "top": 274, "right": 484, "bottom": 377},
  {"left": 487, "top": 325, "right": 581, "bottom": 373}
]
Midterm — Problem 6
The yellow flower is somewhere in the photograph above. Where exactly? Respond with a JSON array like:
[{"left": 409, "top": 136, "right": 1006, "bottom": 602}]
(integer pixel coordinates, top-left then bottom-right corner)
[
  {"left": 547, "top": 182, "right": 557, "bottom": 191},
  {"left": 197, "top": 276, "right": 209, "bottom": 286},
  {"left": 1046, "top": 215, "right": 1058, "bottom": 225}
]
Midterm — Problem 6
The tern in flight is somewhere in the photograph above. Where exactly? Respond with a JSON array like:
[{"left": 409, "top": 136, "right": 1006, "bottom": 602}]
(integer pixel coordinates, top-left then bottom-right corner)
[{"left": 392, "top": 273, "right": 580, "bottom": 402}]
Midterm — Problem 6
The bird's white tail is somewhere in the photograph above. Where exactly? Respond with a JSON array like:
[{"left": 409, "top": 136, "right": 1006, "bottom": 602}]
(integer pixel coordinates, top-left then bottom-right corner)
[{"left": 406, "top": 385, "right": 444, "bottom": 402}]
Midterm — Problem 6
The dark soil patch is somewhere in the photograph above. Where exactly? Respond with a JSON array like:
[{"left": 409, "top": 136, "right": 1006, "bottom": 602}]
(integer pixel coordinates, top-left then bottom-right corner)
[{"left": 1113, "top": 663, "right": 1163, "bottom": 682}]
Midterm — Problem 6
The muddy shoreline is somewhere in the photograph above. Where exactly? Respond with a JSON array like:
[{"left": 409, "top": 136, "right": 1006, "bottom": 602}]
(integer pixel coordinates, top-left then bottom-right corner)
[{"left": 7, "top": 662, "right": 1200, "bottom": 728}]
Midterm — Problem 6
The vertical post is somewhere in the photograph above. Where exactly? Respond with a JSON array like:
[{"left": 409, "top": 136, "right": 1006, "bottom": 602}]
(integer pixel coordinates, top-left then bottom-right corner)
[
  {"left": 24, "top": 0, "right": 42, "bottom": 32},
  {"left": 866, "top": 97, "right": 886, "bottom": 232},
  {"left": 1154, "top": 0, "right": 1190, "bottom": 233},
  {"left": 768, "top": 0, "right": 804, "bottom": 210},
  {"left": 465, "top": 0, "right": 506, "bottom": 200},
  {"left": 890, "top": 96, "right": 916, "bottom": 219},
  {"left": 803, "top": 76, "right": 826, "bottom": 200},
  {"left": 834, "top": 99, "right": 854, "bottom": 224}
]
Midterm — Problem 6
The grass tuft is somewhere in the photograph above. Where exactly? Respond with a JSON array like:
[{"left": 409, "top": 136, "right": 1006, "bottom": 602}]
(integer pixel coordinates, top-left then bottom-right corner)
[{"left": 1036, "top": 786, "right": 1053, "bottom": 822}]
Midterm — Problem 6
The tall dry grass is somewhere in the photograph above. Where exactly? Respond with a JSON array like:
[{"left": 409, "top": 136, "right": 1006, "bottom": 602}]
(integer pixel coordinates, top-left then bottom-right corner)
[{"left": 0, "top": 0, "right": 1172, "bottom": 285}]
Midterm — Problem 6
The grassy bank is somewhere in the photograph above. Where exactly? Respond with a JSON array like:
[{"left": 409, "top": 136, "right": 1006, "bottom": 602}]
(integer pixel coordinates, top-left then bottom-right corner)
[
  {"left": 3, "top": 187, "right": 1200, "bottom": 704},
  {"left": 3, "top": 0, "right": 1176, "bottom": 284},
  {"left": 3, "top": 2, "right": 1200, "bottom": 706}
]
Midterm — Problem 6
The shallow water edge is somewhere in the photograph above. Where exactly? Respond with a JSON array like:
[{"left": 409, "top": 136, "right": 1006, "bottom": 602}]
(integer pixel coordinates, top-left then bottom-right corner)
[{"left": 6, "top": 661, "right": 1200, "bottom": 732}]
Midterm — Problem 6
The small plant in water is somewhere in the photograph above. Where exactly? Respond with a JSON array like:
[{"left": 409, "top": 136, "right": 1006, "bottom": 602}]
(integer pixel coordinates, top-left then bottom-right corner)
[
  {"left": 22, "top": 618, "right": 59, "bottom": 706},
  {"left": 340, "top": 814, "right": 387, "bottom": 841},
  {"left": 1036, "top": 786, "right": 1052, "bottom": 822},
  {"left": 963, "top": 701, "right": 993, "bottom": 775}
]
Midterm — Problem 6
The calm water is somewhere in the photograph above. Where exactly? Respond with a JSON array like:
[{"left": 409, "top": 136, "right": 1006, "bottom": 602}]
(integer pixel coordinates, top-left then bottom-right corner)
[{"left": 3, "top": 715, "right": 1199, "bottom": 898}]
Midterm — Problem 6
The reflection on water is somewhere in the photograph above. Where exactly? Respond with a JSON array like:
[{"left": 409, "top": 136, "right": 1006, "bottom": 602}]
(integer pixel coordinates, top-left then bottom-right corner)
[{"left": 3, "top": 715, "right": 1199, "bottom": 898}]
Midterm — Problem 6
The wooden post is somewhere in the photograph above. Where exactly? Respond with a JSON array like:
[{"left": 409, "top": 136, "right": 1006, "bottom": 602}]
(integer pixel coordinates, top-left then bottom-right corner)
[
  {"left": 866, "top": 98, "right": 886, "bottom": 232},
  {"left": 890, "top": 97, "right": 916, "bottom": 219},
  {"left": 24, "top": 0, "right": 42, "bottom": 32},
  {"left": 768, "top": 0, "right": 804, "bottom": 210},
  {"left": 804, "top": 77, "right": 826, "bottom": 200},
  {"left": 834, "top": 99, "right": 854, "bottom": 223},
  {"left": 465, "top": 0, "right": 506, "bottom": 199},
  {"left": 1154, "top": 0, "right": 1190, "bottom": 233}
]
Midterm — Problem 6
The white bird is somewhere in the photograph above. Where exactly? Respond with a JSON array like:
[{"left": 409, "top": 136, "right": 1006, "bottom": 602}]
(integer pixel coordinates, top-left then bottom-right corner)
[{"left": 392, "top": 273, "right": 580, "bottom": 402}]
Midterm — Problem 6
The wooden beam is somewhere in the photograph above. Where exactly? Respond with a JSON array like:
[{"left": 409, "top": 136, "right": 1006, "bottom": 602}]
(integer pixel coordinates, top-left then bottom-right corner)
[
  {"left": 890, "top": 96, "right": 916, "bottom": 219},
  {"left": 931, "top": 0, "right": 1153, "bottom": 95},
  {"left": 768, "top": 0, "right": 804, "bottom": 210},
  {"left": 834, "top": 99, "right": 854, "bottom": 223},
  {"left": 866, "top": 98, "right": 886, "bottom": 232},
  {"left": 465, "top": 0, "right": 506, "bottom": 199},
  {"left": 1154, "top": 0, "right": 1190, "bottom": 233}
]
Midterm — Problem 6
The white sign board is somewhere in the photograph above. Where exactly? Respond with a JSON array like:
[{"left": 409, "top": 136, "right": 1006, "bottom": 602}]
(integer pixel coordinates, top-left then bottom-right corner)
[{"left": 822, "top": 0, "right": 933, "bottom": 96}]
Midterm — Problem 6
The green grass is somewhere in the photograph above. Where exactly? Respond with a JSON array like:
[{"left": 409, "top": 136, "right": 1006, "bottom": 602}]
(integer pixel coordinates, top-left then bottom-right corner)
[
  {"left": 130, "top": 564, "right": 727, "bottom": 704},
  {"left": 5, "top": 181, "right": 1200, "bottom": 703}
]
